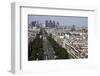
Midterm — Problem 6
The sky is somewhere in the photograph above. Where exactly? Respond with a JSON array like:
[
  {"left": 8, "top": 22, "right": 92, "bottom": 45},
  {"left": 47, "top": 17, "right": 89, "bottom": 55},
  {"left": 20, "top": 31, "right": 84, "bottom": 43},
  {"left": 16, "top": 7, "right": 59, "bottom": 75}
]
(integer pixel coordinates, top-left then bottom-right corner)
[{"left": 28, "top": 15, "right": 88, "bottom": 27}]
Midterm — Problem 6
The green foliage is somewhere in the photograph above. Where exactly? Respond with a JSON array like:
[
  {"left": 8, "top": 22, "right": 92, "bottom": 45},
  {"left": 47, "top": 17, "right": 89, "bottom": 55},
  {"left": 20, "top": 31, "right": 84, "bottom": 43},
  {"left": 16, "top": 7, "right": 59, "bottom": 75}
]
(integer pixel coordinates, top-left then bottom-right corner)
[
  {"left": 28, "top": 29, "right": 44, "bottom": 60},
  {"left": 28, "top": 28, "right": 70, "bottom": 61},
  {"left": 47, "top": 36, "right": 69, "bottom": 59}
]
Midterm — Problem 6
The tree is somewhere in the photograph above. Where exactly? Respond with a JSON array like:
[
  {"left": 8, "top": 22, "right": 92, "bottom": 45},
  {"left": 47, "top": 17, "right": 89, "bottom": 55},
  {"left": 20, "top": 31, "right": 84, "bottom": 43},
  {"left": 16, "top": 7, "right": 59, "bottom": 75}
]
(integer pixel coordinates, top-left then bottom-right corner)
[
  {"left": 28, "top": 30, "right": 44, "bottom": 61},
  {"left": 47, "top": 36, "right": 70, "bottom": 59}
]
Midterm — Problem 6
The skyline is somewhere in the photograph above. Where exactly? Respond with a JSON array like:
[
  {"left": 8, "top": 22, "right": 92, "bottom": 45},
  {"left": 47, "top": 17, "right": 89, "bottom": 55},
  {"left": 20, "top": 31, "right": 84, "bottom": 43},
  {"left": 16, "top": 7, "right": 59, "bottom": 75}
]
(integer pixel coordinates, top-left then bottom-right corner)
[{"left": 28, "top": 15, "right": 88, "bottom": 27}]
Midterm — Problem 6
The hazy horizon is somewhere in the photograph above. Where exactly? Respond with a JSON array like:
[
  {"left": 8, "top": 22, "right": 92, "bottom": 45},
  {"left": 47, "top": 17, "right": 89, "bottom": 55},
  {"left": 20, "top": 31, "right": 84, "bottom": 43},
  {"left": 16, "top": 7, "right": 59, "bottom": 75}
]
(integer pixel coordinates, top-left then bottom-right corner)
[{"left": 28, "top": 15, "right": 88, "bottom": 27}]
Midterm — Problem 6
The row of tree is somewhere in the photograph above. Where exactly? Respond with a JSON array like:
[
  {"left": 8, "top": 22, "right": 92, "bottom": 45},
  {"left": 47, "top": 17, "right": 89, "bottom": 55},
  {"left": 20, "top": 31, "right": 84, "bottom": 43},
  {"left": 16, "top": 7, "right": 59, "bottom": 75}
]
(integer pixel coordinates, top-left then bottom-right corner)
[
  {"left": 47, "top": 35, "right": 70, "bottom": 59},
  {"left": 28, "top": 29, "right": 44, "bottom": 60}
]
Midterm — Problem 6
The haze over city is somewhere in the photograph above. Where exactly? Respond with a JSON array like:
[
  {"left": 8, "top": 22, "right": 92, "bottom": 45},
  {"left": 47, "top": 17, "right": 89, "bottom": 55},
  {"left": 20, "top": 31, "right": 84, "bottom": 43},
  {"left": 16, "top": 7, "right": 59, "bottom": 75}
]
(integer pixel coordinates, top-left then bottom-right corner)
[
  {"left": 28, "top": 15, "right": 88, "bottom": 27},
  {"left": 28, "top": 15, "right": 88, "bottom": 61}
]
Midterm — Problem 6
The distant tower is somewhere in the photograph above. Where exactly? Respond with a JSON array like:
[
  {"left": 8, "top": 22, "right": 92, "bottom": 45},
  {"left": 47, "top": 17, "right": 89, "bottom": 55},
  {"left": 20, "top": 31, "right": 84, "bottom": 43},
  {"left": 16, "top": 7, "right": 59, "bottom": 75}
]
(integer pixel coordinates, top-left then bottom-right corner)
[
  {"left": 42, "top": 23, "right": 45, "bottom": 28},
  {"left": 71, "top": 25, "right": 76, "bottom": 31}
]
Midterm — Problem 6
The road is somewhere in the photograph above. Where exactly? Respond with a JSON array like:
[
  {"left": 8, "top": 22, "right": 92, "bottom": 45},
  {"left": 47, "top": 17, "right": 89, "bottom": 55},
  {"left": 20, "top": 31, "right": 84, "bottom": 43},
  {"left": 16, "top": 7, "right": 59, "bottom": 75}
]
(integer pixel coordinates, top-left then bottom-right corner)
[{"left": 42, "top": 29, "right": 56, "bottom": 60}]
